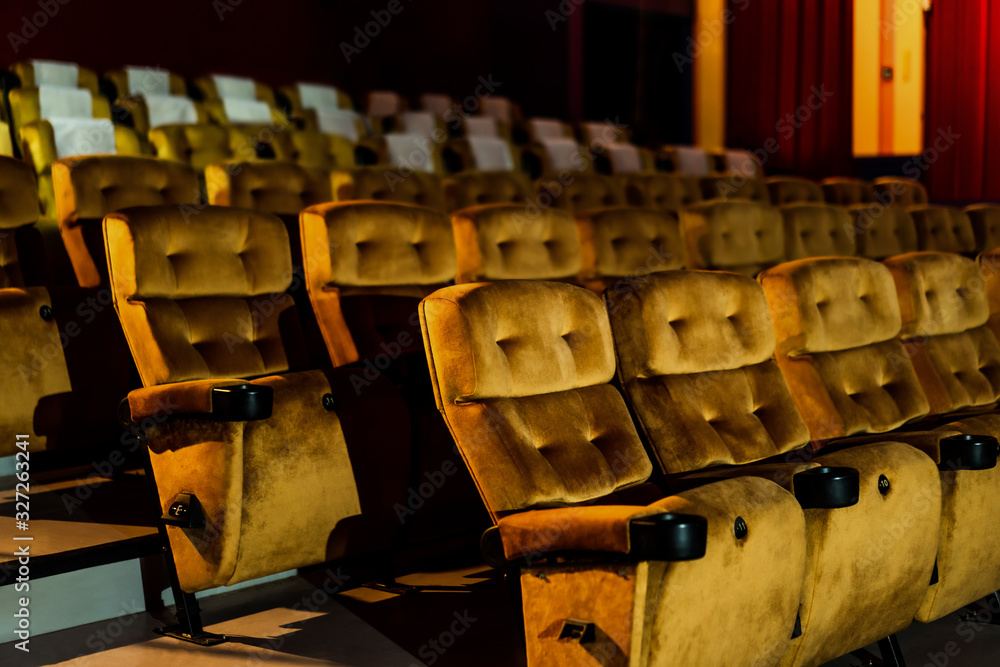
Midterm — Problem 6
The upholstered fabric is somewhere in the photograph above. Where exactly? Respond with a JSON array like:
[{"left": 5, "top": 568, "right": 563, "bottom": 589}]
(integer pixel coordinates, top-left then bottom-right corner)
[
  {"left": 681, "top": 200, "right": 785, "bottom": 275},
  {"left": 821, "top": 177, "right": 874, "bottom": 206},
  {"left": 847, "top": 204, "right": 919, "bottom": 260},
  {"left": 660, "top": 146, "right": 711, "bottom": 176},
  {"left": 874, "top": 177, "right": 929, "bottom": 207},
  {"left": 443, "top": 171, "right": 532, "bottom": 211},
  {"left": 332, "top": 167, "right": 446, "bottom": 211},
  {"left": 528, "top": 118, "right": 570, "bottom": 141},
  {"left": 699, "top": 175, "right": 769, "bottom": 203},
  {"left": 452, "top": 204, "right": 582, "bottom": 283},
  {"left": 766, "top": 176, "right": 824, "bottom": 204},
  {"left": 442, "top": 137, "right": 516, "bottom": 173},
  {"left": 287, "top": 130, "right": 355, "bottom": 170},
  {"left": 13, "top": 60, "right": 98, "bottom": 94},
  {"left": 550, "top": 174, "right": 626, "bottom": 212},
  {"left": 193, "top": 75, "right": 275, "bottom": 107},
  {"left": 780, "top": 203, "right": 856, "bottom": 260},
  {"left": 621, "top": 173, "right": 702, "bottom": 212},
  {"left": 980, "top": 247, "right": 1000, "bottom": 343},
  {"left": 965, "top": 204, "right": 1000, "bottom": 252},
  {"left": 52, "top": 156, "right": 200, "bottom": 288},
  {"left": 760, "top": 257, "right": 931, "bottom": 439},
  {"left": 908, "top": 206, "right": 977, "bottom": 254},
  {"left": 149, "top": 124, "right": 233, "bottom": 172},
  {"left": 884, "top": 252, "right": 1000, "bottom": 414},
  {"left": 105, "top": 205, "right": 295, "bottom": 386},
  {"left": 420, "top": 280, "right": 650, "bottom": 515},
  {"left": 536, "top": 138, "right": 586, "bottom": 174},
  {"left": 574, "top": 207, "right": 684, "bottom": 281},
  {"left": 0, "top": 157, "right": 41, "bottom": 232},
  {"left": 206, "top": 161, "right": 332, "bottom": 214}
]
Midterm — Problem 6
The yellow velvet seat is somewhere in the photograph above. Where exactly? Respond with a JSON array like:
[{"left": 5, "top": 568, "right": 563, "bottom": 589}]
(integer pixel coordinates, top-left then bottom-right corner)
[
  {"left": 149, "top": 123, "right": 233, "bottom": 172},
  {"left": 451, "top": 203, "right": 583, "bottom": 284},
  {"left": 206, "top": 160, "right": 331, "bottom": 214},
  {"left": 278, "top": 82, "right": 354, "bottom": 133},
  {"left": 547, "top": 173, "right": 627, "bottom": 212},
  {"left": 821, "top": 177, "right": 875, "bottom": 206},
  {"left": 766, "top": 176, "right": 825, "bottom": 205},
  {"left": 846, "top": 204, "right": 918, "bottom": 260},
  {"left": 698, "top": 174, "right": 770, "bottom": 202},
  {"left": 105, "top": 205, "right": 411, "bottom": 593},
  {"left": 103, "top": 67, "right": 196, "bottom": 137},
  {"left": 355, "top": 132, "right": 444, "bottom": 174},
  {"left": 523, "top": 137, "right": 592, "bottom": 179},
  {"left": 331, "top": 166, "right": 446, "bottom": 211},
  {"left": 906, "top": 205, "right": 977, "bottom": 254},
  {"left": 620, "top": 172, "right": 702, "bottom": 213},
  {"left": 874, "top": 177, "right": 929, "bottom": 208},
  {"left": 980, "top": 247, "right": 1000, "bottom": 343},
  {"left": 760, "top": 256, "right": 1000, "bottom": 624},
  {"left": 442, "top": 170, "right": 533, "bottom": 211},
  {"left": 780, "top": 202, "right": 856, "bottom": 260},
  {"left": 605, "top": 269, "right": 941, "bottom": 666},
  {"left": 965, "top": 204, "right": 1000, "bottom": 252},
  {"left": 656, "top": 145, "right": 712, "bottom": 176},
  {"left": 441, "top": 137, "right": 519, "bottom": 173},
  {"left": 11, "top": 60, "right": 99, "bottom": 94},
  {"left": 680, "top": 200, "right": 785, "bottom": 275},
  {"left": 420, "top": 278, "right": 808, "bottom": 666},
  {"left": 300, "top": 200, "right": 486, "bottom": 542},
  {"left": 52, "top": 155, "right": 200, "bottom": 287},
  {"left": 191, "top": 74, "right": 276, "bottom": 107}
]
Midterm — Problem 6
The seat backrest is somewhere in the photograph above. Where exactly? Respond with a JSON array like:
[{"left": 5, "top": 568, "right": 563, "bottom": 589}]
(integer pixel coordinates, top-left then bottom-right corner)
[
  {"left": 578, "top": 121, "right": 627, "bottom": 146},
  {"left": 479, "top": 97, "right": 520, "bottom": 125},
  {"left": 699, "top": 174, "right": 769, "bottom": 203},
  {"left": 105, "top": 205, "right": 300, "bottom": 387},
  {"left": 331, "top": 167, "right": 446, "bottom": 211},
  {"left": 443, "top": 171, "right": 533, "bottom": 211},
  {"left": 759, "top": 256, "right": 931, "bottom": 441},
  {"left": 681, "top": 200, "right": 785, "bottom": 275},
  {"left": 907, "top": 205, "right": 977, "bottom": 253},
  {"left": 0, "top": 157, "right": 41, "bottom": 289},
  {"left": 720, "top": 149, "right": 762, "bottom": 178},
  {"left": 367, "top": 90, "right": 403, "bottom": 117},
  {"left": 965, "top": 204, "right": 1000, "bottom": 252},
  {"left": 979, "top": 248, "right": 1000, "bottom": 344},
  {"left": 606, "top": 270, "right": 810, "bottom": 473},
  {"left": 536, "top": 137, "right": 588, "bottom": 175},
  {"left": 53, "top": 155, "right": 201, "bottom": 287},
  {"left": 621, "top": 173, "right": 702, "bottom": 212},
  {"left": 780, "top": 203, "right": 856, "bottom": 260},
  {"left": 194, "top": 74, "right": 276, "bottom": 107},
  {"left": 206, "top": 161, "right": 332, "bottom": 214},
  {"left": 766, "top": 176, "right": 824, "bottom": 205},
  {"left": 821, "top": 177, "right": 874, "bottom": 206},
  {"left": 104, "top": 67, "right": 187, "bottom": 98},
  {"left": 301, "top": 201, "right": 456, "bottom": 366},
  {"left": 420, "top": 93, "right": 454, "bottom": 117},
  {"left": 550, "top": 173, "right": 626, "bottom": 212},
  {"left": 11, "top": 60, "right": 99, "bottom": 94},
  {"left": 874, "top": 177, "right": 929, "bottom": 208},
  {"left": 661, "top": 145, "right": 711, "bottom": 176},
  {"left": 442, "top": 137, "right": 516, "bottom": 172},
  {"left": 452, "top": 204, "right": 582, "bottom": 283},
  {"left": 149, "top": 123, "right": 233, "bottom": 171},
  {"left": 884, "top": 251, "right": 1000, "bottom": 414},
  {"left": 376, "top": 133, "right": 442, "bottom": 174},
  {"left": 846, "top": 204, "right": 918, "bottom": 260},
  {"left": 420, "top": 279, "right": 653, "bottom": 518},
  {"left": 528, "top": 118, "right": 571, "bottom": 141},
  {"left": 575, "top": 207, "right": 684, "bottom": 281}
]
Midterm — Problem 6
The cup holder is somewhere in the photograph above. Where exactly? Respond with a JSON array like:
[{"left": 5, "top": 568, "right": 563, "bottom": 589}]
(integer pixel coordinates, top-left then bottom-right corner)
[
  {"left": 629, "top": 513, "right": 708, "bottom": 562},
  {"left": 939, "top": 434, "right": 999, "bottom": 471},
  {"left": 793, "top": 466, "right": 860, "bottom": 509}
]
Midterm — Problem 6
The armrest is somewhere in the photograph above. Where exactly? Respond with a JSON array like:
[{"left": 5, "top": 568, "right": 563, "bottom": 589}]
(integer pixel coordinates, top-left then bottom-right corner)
[
  {"left": 126, "top": 379, "right": 273, "bottom": 423},
  {"left": 492, "top": 505, "right": 707, "bottom": 564},
  {"left": 829, "top": 429, "right": 998, "bottom": 470}
]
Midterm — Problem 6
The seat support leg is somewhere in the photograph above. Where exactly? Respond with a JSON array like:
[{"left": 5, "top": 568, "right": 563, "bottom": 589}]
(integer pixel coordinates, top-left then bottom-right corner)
[{"left": 851, "top": 634, "right": 906, "bottom": 667}]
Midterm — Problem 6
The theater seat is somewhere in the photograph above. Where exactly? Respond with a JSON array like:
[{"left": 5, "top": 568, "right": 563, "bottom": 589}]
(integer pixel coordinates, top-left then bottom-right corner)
[
  {"left": 874, "top": 177, "right": 929, "bottom": 208},
  {"left": 964, "top": 204, "right": 1000, "bottom": 252},
  {"left": 105, "top": 205, "right": 411, "bottom": 593},
  {"left": 192, "top": 74, "right": 277, "bottom": 107},
  {"left": 907, "top": 205, "right": 977, "bottom": 254},
  {"left": 451, "top": 204, "right": 582, "bottom": 283},
  {"left": 206, "top": 160, "right": 331, "bottom": 214},
  {"left": 847, "top": 204, "right": 918, "bottom": 260},
  {"left": 523, "top": 137, "right": 591, "bottom": 179},
  {"left": 657, "top": 145, "right": 712, "bottom": 176},
  {"left": 821, "top": 177, "right": 874, "bottom": 206},
  {"left": 980, "top": 247, "right": 1000, "bottom": 342},
  {"left": 605, "top": 270, "right": 941, "bottom": 666},
  {"left": 52, "top": 155, "right": 200, "bottom": 287},
  {"left": 621, "top": 172, "right": 702, "bottom": 212},
  {"left": 331, "top": 166, "right": 446, "bottom": 210},
  {"left": 760, "top": 256, "right": 1000, "bottom": 623},
  {"left": 548, "top": 173, "right": 626, "bottom": 212},
  {"left": 300, "top": 201, "right": 486, "bottom": 541},
  {"left": 11, "top": 60, "right": 99, "bottom": 94},
  {"left": 681, "top": 200, "right": 784, "bottom": 275},
  {"left": 419, "top": 279, "right": 808, "bottom": 666},
  {"left": 287, "top": 129, "right": 356, "bottom": 170},
  {"left": 356, "top": 133, "right": 443, "bottom": 174},
  {"left": 148, "top": 124, "right": 233, "bottom": 172},
  {"left": 710, "top": 148, "right": 763, "bottom": 178},
  {"left": 766, "top": 176, "right": 824, "bottom": 204},
  {"left": 279, "top": 82, "right": 355, "bottom": 132},
  {"left": 104, "top": 67, "right": 198, "bottom": 136},
  {"left": 441, "top": 136, "right": 518, "bottom": 173},
  {"left": 575, "top": 207, "right": 685, "bottom": 292},
  {"left": 698, "top": 174, "right": 770, "bottom": 202},
  {"left": 780, "top": 203, "right": 856, "bottom": 259},
  {"left": 443, "top": 170, "right": 533, "bottom": 211}
]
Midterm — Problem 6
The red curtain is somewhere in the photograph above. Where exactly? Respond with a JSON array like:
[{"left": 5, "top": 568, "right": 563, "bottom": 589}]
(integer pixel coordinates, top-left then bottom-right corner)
[
  {"left": 924, "top": 0, "right": 1000, "bottom": 201},
  {"left": 725, "top": 0, "right": 854, "bottom": 178}
]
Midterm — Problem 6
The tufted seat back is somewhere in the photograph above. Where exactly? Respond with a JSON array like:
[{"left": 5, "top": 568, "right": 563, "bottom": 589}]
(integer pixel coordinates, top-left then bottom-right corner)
[
  {"left": 621, "top": 173, "right": 702, "bottom": 212},
  {"left": 846, "top": 204, "right": 918, "bottom": 260},
  {"left": 149, "top": 124, "right": 233, "bottom": 172},
  {"left": 883, "top": 251, "right": 1000, "bottom": 414},
  {"left": 759, "top": 257, "right": 931, "bottom": 441},
  {"left": 444, "top": 170, "right": 533, "bottom": 211},
  {"left": 964, "top": 205, "right": 1000, "bottom": 252},
  {"left": 105, "top": 205, "right": 299, "bottom": 386},
  {"left": 907, "top": 205, "right": 977, "bottom": 254},
  {"left": 765, "top": 176, "right": 824, "bottom": 205},
  {"left": 681, "top": 200, "right": 785, "bottom": 275},
  {"left": 452, "top": 204, "right": 582, "bottom": 283},
  {"left": 606, "top": 270, "right": 810, "bottom": 472},
  {"left": 332, "top": 167, "right": 446, "bottom": 211},
  {"left": 575, "top": 207, "right": 685, "bottom": 282},
  {"left": 821, "top": 177, "right": 874, "bottom": 206},
  {"left": 420, "top": 280, "right": 652, "bottom": 516},
  {"left": 550, "top": 173, "right": 626, "bottom": 212},
  {"left": 780, "top": 203, "right": 856, "bottom": 260},
  {"left": 52, "top": 155, "right": 200, "bottom": 288},
  {"left": 207, "top": 161, "right": 331, "bottom": 215},
  {"left": 0, "top": 157, "right": 42, "bottom": 289},
  {"left": 698, "top": 174, "right": 770, "bottom": 203},
  {"left": 874, "top": 177, "right": 929, "bottom": 208}
]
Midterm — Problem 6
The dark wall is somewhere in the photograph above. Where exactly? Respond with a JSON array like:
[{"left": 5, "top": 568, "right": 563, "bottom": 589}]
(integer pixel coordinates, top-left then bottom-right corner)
[{"left": 0, "top": 0, "right": 689, "bottom": 131}]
